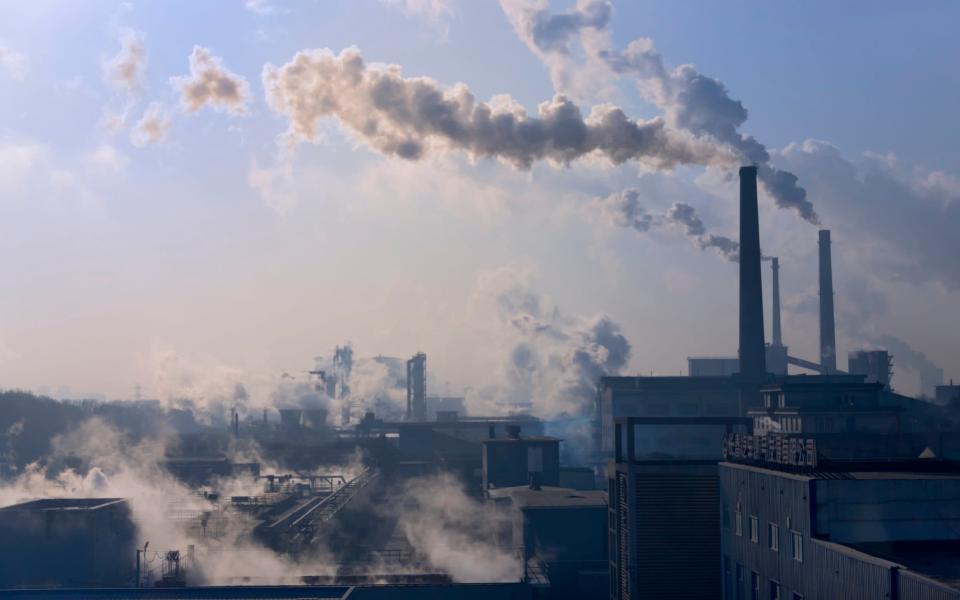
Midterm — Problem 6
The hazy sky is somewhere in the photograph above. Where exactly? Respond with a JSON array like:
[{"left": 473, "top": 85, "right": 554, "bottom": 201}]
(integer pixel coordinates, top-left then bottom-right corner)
[{"left": 0, "top": 0, "right": 958, "bottom": 402}]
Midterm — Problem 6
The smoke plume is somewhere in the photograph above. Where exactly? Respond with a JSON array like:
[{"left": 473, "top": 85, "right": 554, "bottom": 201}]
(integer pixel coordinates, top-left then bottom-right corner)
[
  {"left": 466, "top": 264, "right": 630, "bottom": 458},
  {"left": 592, "top": 188, "right": 739, "bottom": 261},
  {"left": 104, "top": 29, "right": 147, "bottom": 95},
  {"left": 499, "top": 0, "right": 818, "bottom": 223},
  {"left": 262, "top": 47, "right": 736, "bottom": 170},
  {"left": 172, "top": 46, "right": 251, "bottom": 115},
  {"left": 131, "top": 102, "right": 170, "bottom": 147}
]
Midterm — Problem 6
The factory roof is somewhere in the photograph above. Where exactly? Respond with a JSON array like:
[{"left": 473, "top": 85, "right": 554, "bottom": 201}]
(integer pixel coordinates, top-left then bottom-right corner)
[
  {"left": 721, "top": 459, "right": 960, "bottom": 481},
  {"left": 488, "top": 485, "right": 607, "bottom": 509},
  {"left": 482, "top": 436, "right": 560, "bottom": 444},
  {"left": 0, "top": 498, "right": 127, "bottom": 512},
  {"left": 849, "top": 541, "right": 960, "bottom": 591}
]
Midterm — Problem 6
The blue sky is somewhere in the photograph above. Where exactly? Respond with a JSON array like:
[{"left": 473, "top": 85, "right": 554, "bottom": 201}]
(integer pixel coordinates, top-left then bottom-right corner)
[{"left": 0, "top": 0, "right": 957, "bottom": 404}]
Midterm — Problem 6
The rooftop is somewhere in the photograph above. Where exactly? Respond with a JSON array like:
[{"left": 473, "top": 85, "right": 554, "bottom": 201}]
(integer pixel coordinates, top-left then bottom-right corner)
[
  {"left": 488, "top": 486, "right": 607, "bottom": 509},
  {"left": 721, "top": 459, "right": 960, "bottom": 481},
  {"left": 850, "top": 541, "right": 960, "bottom": 591},
  {"left": 483, "top": 436, "right": 560, "bottom": 445},
  {"left": 0, "top": 498, "right": 127, "bottom": 512}
]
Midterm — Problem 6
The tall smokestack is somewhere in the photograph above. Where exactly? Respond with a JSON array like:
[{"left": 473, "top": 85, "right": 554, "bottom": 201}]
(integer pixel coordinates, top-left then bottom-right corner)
[
  {"left": 738, "top": 166, "right": 766, "bottom": 388},
  {"left": 818, "top": 230, "right": 837, "bottom": 373},
  {"left": 771, "top": 257, "right": 782, "bottom": 347}
]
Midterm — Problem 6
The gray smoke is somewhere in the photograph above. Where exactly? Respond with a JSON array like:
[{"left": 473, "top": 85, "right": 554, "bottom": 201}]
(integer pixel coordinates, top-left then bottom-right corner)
[
  {"left": 262, "top": 47, "right": 736, "bottom": 171},
  {"left": 592, "top": 188, "right": 739, "bottom": 261},
  {"left": 171, "top": 46, "right": 251, "bottom": 115},
  {"left": 500, "top": 0, "right": 818, "bottom": 223}
]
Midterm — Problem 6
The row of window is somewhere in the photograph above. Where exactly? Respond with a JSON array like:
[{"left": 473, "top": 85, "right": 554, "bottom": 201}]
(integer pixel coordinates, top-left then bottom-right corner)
[
  {"left": 730, "top": 506, "right": 803, "bottom": 562},
  {"left": 725, "top": 558, "right": 805, "bottom": 600}
]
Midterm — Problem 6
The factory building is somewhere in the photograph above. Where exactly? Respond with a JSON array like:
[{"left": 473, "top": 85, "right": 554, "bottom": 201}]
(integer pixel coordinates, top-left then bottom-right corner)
[
  {"left": 936, "top": 382, "right": 960, "bottom": 407},
  {"left": 482, "top": 427, "right": 560, "bottom": 490},
  {"left": 749, "top": 378, "right": 902, "bottom": 436},
  {"left": 596, "top": 376, "right": 741, "bottom": 455},
  {"left": 848, "top": 350, "right": 893, "bottom": 390},
  {"left": 719, "top": 441, "right": 960, "bottom": 600},
  {"left": 489, "top": 485, "right": 608, "bottom": 600},
  {"left": 608, "top": 416, "right": 751, "bottom": 599},
  {"left": 0, "top": 498, "right": 136, "bottom": 588}
]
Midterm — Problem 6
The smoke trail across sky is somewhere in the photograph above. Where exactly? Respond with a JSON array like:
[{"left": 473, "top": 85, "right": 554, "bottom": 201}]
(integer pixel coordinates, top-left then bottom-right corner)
[{"left": 499, "top": 0, "right": 818, "bottom": 223}]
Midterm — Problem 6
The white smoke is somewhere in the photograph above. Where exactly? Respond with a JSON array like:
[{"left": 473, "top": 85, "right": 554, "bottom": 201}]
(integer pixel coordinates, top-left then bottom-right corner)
[
  {"left": 392, "top": 473, "right": 521, "bottom": 583},
  {"left": 262, "top": 47, "right": 736, "bottom": 170},
  {"left": 592, "top": 188, "right": 739, "bottom": 261},
  {"left": 103, "top": 29, "right": 147, "bottom": 95},
  {"left": 171, "top": 46, "right": 251, "bottom": 115},
  {"left": 466, "top": 264, "right": 630, "bottom": 422},
  {"left": 131, "top": 102, "right": 171, "bottom": 147},
  {"left": 499, "top": 0, "right": 818, "bottom": 223}
]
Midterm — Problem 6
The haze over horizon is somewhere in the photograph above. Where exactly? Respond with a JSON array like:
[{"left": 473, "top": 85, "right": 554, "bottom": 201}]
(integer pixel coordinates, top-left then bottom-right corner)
[{"left": 1, "top": 0, "right": 958, "bottom": 406}]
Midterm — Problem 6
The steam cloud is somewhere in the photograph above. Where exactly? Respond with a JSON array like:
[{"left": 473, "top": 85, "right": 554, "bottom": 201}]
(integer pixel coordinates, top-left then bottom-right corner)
[
  {"left": 104, "top": 29, "right": 147, "bottom": 95},
  {"left": 131, "top": 102, "right": 170, "bottom": 147},
  {"left": 592, "top": 188, "right": 739, "bottom": 261},
  {"left": 172, "top": 46, "right": 251, "bottom": 115},
  {"left": 466, "top": 265, "right": 630, "bottom": 456},
  {"left": 499, "top": 0, "right": 818, "bottom": 223},
  {"left": 262, "top": 47, "right": 737, "bottom": 170}
]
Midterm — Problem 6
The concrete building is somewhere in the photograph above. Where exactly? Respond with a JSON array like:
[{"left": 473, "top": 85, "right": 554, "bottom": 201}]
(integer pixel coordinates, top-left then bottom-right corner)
[
  {"left": 482, "top": 428, "right": 560, "bottom": 490},
  {"left": 608, "top": 416, "right": 751, "bottom": 599},
  {"left": 848, "top": 350, "right": 893, "bottom": 390},
  {"left": 0, "top": 498, "right": 136, "bottom": 588},
  {"left": 489, "top": 485, "right": 608, "bottom": 600},
  {"left": 749, "top": 378, "right": 902, "bottom": 436},
  {"left": 719, "top": 444, "right": 960, "bottom": 599}
]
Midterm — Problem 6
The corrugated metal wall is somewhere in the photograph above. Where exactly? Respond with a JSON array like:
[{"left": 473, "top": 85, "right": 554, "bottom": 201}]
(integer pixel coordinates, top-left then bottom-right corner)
[
  {"left": 719, "top": 463, "right": 897, "bottom": 600},
  {"left": 632, "top": 469, "right": 720, "bottom": 598},
  {"left": 898, "top": 570, "right": 960, "bottom": 600}
]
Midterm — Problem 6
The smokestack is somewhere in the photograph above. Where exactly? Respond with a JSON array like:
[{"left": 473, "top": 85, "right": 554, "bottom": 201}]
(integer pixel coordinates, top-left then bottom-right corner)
[
  {"left": 818, "top": 230, "right": 837, "bottom": 373},
  {"left": 738, "top": 166, "right": 766, "bottom": 386},
  {"left": 771, "top": 257, "right": 782, "bottom": 347}
]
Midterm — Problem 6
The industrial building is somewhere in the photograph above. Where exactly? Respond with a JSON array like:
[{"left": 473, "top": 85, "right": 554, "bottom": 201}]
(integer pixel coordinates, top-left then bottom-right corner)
[
  {"left": 482, "top": 428, "right": 561, "bottom": 490},
  {"left": 719, "top": 438, "right": 960, "bottom": 600},
  {"left": 608, "top": 416, "right": 750, "bottom": 599},
  {"left": 848, "top": 350, "right": 893, "bottom": 390},
  {"left": 936, "top": 382, "right": 960, "bottom": 407},
  {"left": 749, "top": 378, "right": 902, "bottom": 436},
  {"left": 489, "top": 485, "right": 608, "bottom": 600},
  {"left": 0, "top": 498, "right": 136, "bottom": 588}
]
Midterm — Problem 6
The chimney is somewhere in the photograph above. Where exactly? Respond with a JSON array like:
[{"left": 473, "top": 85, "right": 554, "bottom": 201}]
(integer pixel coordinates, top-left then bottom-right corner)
[
  {"left": 738, "top": 166, "right": 767, "bottom": 385},
  {"left": 818, "top": 230, "right": 837, "bottom": 373},
  {"left": 771, "top": 257, "right": 782, "bottom": 347}
]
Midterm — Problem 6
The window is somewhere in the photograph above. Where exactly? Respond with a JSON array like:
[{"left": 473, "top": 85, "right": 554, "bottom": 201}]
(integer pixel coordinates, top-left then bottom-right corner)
[
  {"left": 768, "top": 522, "right": 779, "bottom": 552},
  {"left": 735, "top": 505, "right": 743, "bottom": 537},
  {"left": 778, "top": 393, "right": 786, "bottom": 408},
  {"left": 736, "top": 564, "right": 744, "bottom": 600},
  {"left": 791, "top": 530, "right": 803, "bottom": 562},
  {"left": 723, "top": 502, "right": 731, "bottom": 530},
  {"left": 769, "top": 581, "right": 781, "bottom": 600},
  {"left": 749, "top": 515, "right": 759, "bottom": 543},
  {"left": 751, "top": 572, "right": 760, "bottom": 600}
]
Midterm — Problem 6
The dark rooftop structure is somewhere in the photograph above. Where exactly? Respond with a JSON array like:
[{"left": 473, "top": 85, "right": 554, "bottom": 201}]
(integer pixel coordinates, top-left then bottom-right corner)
[{"left": 0, "top": 497, "right": 136, "bottom": 589}]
